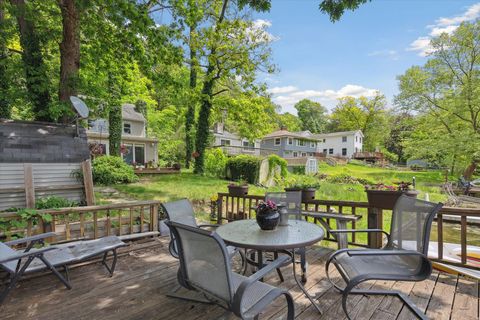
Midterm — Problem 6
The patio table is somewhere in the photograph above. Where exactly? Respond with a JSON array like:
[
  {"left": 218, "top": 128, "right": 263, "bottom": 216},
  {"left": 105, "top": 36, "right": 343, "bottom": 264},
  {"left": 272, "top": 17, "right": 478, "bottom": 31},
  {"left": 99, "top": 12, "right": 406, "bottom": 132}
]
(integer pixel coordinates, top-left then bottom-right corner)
[{"left": 216, "top": 219, "right": 325, "bottom": 314}]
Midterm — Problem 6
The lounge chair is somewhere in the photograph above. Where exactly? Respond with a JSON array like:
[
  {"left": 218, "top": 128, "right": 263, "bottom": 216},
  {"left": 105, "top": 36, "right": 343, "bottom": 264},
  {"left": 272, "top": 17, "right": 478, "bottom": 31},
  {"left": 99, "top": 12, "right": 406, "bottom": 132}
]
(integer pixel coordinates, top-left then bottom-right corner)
[
  {"left": 0, "top": 232, "right": 126, "bottom": 304},
  {"left": 165, "top": 220, "right": 294, "bottom": 320},
  {"left": 325, "top": 195, "right": 443, "bottom": 320}
]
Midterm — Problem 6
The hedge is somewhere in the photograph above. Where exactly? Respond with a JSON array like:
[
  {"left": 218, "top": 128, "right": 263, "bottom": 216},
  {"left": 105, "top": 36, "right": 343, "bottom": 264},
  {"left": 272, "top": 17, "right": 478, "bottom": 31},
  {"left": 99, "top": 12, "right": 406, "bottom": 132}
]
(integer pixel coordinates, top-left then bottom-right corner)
[{"left": 226, "top": 155, "right": 260, "bottom": 184}]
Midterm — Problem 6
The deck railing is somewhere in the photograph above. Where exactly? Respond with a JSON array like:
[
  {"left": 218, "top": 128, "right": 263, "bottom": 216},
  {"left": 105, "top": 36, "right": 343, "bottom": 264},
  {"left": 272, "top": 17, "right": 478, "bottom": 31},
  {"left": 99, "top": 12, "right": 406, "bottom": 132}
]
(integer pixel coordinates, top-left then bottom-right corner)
[
  {"left": 216, "top": 193, "right": 480, "bottom": 271},
  {"left": 0, "top": 201, "right": 160, "bottom": 243}
]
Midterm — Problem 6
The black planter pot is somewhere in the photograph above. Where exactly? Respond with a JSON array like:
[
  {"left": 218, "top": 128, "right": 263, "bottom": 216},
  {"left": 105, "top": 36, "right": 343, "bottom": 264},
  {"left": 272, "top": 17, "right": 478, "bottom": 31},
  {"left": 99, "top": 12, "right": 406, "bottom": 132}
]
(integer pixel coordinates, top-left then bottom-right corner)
[
  {"left": 301, "top": 188, "right": 317, "bottom": 202},
  {"left": 256, "top": 209, "right": 280, "bottom": 230},
  {"left": 228, "top": 185, "right": 249, "bottom": 197},
  {"left": 366, "top": 189, "right": 420, "bottom": 210}
]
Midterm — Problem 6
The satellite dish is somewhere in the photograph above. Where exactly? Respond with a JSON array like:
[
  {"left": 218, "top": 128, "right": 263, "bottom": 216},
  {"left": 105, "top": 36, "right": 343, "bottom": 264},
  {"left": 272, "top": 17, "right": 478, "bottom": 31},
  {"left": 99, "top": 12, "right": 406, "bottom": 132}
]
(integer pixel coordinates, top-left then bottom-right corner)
[{"left": 70, "top": 96, "right": 89, "bottom": 119}]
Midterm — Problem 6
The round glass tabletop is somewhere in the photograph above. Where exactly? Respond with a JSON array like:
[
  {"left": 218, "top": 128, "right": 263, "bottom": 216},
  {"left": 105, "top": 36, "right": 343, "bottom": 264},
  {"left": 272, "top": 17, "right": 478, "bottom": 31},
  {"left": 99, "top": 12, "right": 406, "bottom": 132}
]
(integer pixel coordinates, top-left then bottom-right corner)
[{"left": 216, "top": 219, "right": 325, "bottom": 250}]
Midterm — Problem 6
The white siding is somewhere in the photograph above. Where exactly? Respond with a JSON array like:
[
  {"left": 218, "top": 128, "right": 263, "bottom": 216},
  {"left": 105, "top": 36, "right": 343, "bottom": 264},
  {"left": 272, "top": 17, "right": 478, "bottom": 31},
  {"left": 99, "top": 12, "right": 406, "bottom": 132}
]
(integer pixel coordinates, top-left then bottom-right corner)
[{"left": 0, "top": 163, "right": 84, "bottom": 211}]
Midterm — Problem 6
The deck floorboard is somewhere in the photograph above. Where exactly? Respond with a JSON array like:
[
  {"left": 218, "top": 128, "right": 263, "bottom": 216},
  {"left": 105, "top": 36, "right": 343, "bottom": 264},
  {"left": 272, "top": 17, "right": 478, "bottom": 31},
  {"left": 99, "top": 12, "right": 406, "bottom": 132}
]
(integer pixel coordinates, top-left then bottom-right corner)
[{"left": 0, "top": 237, "right": 478, "bottom": 320}]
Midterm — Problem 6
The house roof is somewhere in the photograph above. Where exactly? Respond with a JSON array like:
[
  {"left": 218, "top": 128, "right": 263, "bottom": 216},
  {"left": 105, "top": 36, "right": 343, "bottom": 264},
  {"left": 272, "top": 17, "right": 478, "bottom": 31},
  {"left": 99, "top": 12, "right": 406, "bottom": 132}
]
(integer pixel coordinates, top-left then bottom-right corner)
[
  {"left": 312, "top": 130, "right": 364, "bottom": 139},
  {"left": 262, "top": 129, "right": 316, "bottom": 140},
  {"left": 212, "top": 130, "right": 240, "bottom": 140},
  {"left": 122, "top": 104, "right": 146, "bottom": 122}
]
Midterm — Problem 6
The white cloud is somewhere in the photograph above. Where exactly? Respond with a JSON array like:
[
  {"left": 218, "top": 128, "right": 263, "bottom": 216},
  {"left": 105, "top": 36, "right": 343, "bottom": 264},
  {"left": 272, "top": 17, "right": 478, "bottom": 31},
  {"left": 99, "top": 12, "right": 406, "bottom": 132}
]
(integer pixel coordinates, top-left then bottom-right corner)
[
  {"left": 267, "top": 86, "right": 298, "bottom": 94},
  {"left": 367, "top": 49, "right": 399, "bottom": 60},
  {"left": 248, "top": 19, "right": 279, "bottom": 43},
  {"left": 407, "top": 3, "right": 480, "bottom": 57},
  {"left": 270, "top": 84, "right": 379, "bottom": 111}
]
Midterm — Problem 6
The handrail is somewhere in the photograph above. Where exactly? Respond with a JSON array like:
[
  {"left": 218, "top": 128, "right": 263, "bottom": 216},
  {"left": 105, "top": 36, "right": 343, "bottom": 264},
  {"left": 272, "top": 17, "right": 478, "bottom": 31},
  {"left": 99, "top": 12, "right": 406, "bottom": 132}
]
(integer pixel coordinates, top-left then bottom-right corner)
[
  {"left": 0, "top": 201, "right": 161, "bottom": 243},
  {"left": 215, "top": 192, "right": 480, "bottom": 271}
]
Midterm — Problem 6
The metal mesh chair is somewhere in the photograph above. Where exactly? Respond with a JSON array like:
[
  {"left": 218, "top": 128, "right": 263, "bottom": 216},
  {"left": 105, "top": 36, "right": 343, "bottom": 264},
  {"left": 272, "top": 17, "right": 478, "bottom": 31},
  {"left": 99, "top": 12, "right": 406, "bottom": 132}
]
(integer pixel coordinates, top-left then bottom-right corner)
[
  {"left": 161, "top": 199, "right": 245, "bottom": 270},
  {"left": 264, "top": 191, "right": 308, "bottom": 282},
  {"left": 325, "top": 195, "right": 443, "bottom": 320},
  {"left": 166, "top": 220, "right": 294, "bottom": 320}
]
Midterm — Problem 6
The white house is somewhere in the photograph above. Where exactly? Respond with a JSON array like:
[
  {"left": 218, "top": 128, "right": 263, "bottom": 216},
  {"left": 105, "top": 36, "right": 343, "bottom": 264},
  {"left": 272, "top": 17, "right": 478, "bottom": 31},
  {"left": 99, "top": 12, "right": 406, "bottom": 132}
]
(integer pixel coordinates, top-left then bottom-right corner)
[
  {"left": 312, "top": 130, "right": 363, "bottom": 158},
  {"left": 211, "top": 123, "right": 261, "bottom": 156},
  {"left": 86, "top": 104, "right": 158, "bottom": 165}
]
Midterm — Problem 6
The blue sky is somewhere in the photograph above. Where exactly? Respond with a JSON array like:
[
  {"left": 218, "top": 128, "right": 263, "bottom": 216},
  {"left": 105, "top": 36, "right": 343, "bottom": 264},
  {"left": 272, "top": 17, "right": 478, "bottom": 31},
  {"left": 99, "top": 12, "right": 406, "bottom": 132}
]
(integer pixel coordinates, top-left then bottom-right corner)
[{"left": 252, "top": 0, "right": 480, "bottom": 114}]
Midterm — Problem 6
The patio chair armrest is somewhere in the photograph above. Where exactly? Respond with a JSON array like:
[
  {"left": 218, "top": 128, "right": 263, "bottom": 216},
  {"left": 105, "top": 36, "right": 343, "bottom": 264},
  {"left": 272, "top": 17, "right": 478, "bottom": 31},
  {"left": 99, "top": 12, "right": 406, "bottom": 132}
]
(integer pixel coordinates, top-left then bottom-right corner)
[
  {"left": 198, "top": 224, "right": 220, "bottom": 229},
  {"left": 347, "top": 249, "right": 425, "bottom": 257},
  {"left": 5, "top": 232, "right": 56, "bottom": 246},
  {"left": 0, "top": 246, "right": 57, "bottom": 264},
  {"left": 330, "top": 229, "right": 390, "bottom": 242},
  {"left": 234, "top": 255, "right": 290, "bottom": 297}
]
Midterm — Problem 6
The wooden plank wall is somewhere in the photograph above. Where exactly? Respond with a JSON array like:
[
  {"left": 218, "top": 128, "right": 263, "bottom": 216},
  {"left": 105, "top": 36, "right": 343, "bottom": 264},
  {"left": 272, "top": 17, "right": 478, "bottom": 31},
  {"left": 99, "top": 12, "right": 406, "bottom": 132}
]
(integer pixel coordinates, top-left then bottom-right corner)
[{"left": 0, "top": 162, "right": 91, "bottom": 210}]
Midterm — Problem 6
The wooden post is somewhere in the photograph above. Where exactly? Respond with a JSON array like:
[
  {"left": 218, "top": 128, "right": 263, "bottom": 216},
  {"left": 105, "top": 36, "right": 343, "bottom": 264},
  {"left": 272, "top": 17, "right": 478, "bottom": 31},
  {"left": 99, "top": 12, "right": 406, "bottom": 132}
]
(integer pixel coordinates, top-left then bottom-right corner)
[
  {"left": 151, "top": 204, "right": 159, "bottom": 232},
  {"left": 82, "top": 160, "right": 95, "bottom": 206},
  {"left": 367, "top": 207, "right": 383, "bottom": 248},
  {"left": 24, "top": 163, "right": 35, "bottom": 208},
  {"left": 217, "top": 194, "right": 223, "bottom": 224}
]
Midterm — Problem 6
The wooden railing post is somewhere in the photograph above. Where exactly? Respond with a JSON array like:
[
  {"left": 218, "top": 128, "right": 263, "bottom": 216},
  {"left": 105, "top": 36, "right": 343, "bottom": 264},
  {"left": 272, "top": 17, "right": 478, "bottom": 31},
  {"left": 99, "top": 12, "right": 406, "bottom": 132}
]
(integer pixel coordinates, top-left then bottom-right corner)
[
  {"left": 24, "top": 163, "right": 35, "bottom": 208},
  {"left": 151, "top": 204, "right": 159, "bottom": 232},
  {"left": 82, "top": 160, "right": 95, "bottom": 206},
  {"left": 217, "top": 194, "right": 223, "bottom": 224},
  {"left": 368, "top": 207, "right": 383, "bottom": 248}
]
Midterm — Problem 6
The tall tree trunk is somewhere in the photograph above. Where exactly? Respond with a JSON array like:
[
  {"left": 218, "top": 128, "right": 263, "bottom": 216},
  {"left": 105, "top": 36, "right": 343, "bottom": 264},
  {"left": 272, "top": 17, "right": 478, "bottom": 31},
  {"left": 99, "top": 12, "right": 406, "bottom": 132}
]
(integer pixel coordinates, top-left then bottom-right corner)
[
  {"left": 463, "top": 160, "right": 478, "bottom": 180},
  {"left": 193, "top": 0, "right": 228, "bottom": 174},
  {"left": 10, "top": 0, "right": 52, "bottom": 122},
  {"left": 58, "top": 0, "right": 80, "bottom": 123},
  {"left": 185, "top": 24, "right": 197, "bottom": 169},
  {"left": 109, "top": 105, "right": 122, "bottom": 157},
  {"left": 0, "top": 0, "right": 11, "bottom": 119}
]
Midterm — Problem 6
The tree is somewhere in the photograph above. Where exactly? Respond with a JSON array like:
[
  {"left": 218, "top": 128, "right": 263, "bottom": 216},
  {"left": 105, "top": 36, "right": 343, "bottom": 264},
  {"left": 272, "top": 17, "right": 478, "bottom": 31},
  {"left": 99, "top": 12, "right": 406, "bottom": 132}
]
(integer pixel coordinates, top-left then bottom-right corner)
[
  {"left": 294, "top": 99, "right": 328, "bottom": 133},
  {"left": 319, "top": 0, "right": 371, "bottom": 22},
  {"left": 275, "top": 112, "right": 302, "bottom": 131},
  {"left": 9, "top": 0, "right": 52, "bottom": 121},
  {"left": 396, "top": 21, "right": 480, "bottom": 178},
  {"left": 58, "top": 0, "right": 80, "bottom": 122},
  {"left": 193, "top": 0, "right": 274, "bottom": 173},
  {"left": 330, "top": 92, "right": 389, "bottom": 151},
  {"left": 384, "top": 112, "right": 414, "bottom": 163},
  {"left": 0, "top": 0, "right": 10, "bottom": 119}
]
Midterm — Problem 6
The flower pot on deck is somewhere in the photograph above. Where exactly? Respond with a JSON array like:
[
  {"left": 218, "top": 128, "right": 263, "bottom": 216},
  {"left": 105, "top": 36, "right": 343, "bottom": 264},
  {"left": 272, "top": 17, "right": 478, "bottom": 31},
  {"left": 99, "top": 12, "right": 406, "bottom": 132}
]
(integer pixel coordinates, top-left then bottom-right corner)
[
  {"left": 228, "top": 185, "right": 249, "bottom": 197},
  {"left": 366, "top": 190, "right": 419, "bottom": 210}
]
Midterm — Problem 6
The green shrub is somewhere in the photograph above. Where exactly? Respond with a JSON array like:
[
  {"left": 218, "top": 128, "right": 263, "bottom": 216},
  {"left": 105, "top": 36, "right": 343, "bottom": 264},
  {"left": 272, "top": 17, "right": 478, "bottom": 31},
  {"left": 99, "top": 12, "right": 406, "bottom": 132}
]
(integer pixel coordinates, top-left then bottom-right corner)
[
  {"left": 226, "top": 155, "right": 260, "bottom": 184},
  {"left": 267, "top": 154, "right": 288, "bottom": 178},
  {"left": 292, "top": 166, "right": 306, "bottom": 175},
  {"left": 325, "top": 173, "right": 375, "bottom": 185},
  {"left": 92, "top": 156, "right": 138, "bottom": 185},
  {"left": 36, "top": 196, "right": 78, "bottom": 209},
  {"left": 285, "top": 175, "right": 321, "bottom": 189},
  {"left": 205, "top": 148, "right": 227, "bottom": 178}
]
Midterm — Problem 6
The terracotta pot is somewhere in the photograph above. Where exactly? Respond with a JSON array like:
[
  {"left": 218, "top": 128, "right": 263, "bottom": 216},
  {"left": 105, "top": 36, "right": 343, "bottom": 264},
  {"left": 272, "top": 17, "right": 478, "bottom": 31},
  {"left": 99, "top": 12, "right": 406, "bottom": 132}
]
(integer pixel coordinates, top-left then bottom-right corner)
[
  {"left": 256, "top": 209, "right": 280, "bottom": 230},
  {"left": 228, "top": 185, "right": 249, "bottom": 197},
  {"left": 366, "top": 189, "right": 419, "bottom": 210}
]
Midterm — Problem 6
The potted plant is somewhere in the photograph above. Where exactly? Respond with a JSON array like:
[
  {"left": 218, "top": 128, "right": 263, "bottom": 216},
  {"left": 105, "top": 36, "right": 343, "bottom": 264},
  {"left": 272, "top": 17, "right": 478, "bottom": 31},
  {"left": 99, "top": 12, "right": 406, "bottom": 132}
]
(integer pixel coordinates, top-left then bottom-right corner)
[
  {"left": 285, "top": 181, "right": 320, "bottom": 202},
  {"left": 256, "top": 200, "right": 280, "bottom": 230},
  {"left": 228, "top": 179, "right": 249, "bottom": 197},
  {"left": 365, "top": 181, "right": 419, "bottom": 210}
]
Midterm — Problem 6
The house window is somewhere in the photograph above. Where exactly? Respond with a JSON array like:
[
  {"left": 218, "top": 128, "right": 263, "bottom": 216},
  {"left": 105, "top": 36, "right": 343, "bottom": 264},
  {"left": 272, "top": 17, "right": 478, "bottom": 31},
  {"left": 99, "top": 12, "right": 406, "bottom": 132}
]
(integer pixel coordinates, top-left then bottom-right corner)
[
  {"left": 135, "top": 145, "right": 145, "bottom": 165},
  {"left": 123, "top": 123, "right": 131, "bottom": 134},
  {"left": 220, "top": 139, "right": 231, "bottom": 146},
  {"left": 301, "top": 152, "right": 307, "bottom": 157},
  {"left": 342, "top": 148, "right": 347, "bottom": 156},
  {"left": 310, "top": 141, "right": 316, "bottom": 148},
  {"left": 288, "top": 137, "right": 293, "bottom": 145},
  {"left": 342, "top": 136, "right": 347, "bottom": 142},
  {"left": 360, "top": 137, "right": 362, "bottom": 143},
  {"left": 355, "top": 136, "right": 358, "bottom": 142},
  {"left": 323, "top": 139, "right": 326, "bottom": 143},
  {"left": 293, "top": 152, "right": 298, "bottom": 158},
  {"left": 122, "top": 144, "right": 134, "bottom": 164},
  {"left": 329, "top": 148, "right": 334, "bottom": 155},
  {"left": 296, "top": 139, "right": 306, "bottom": 147},
  {"left": 323, "top": 149, "right": 327, "bottom": 154},
  {"left": 274, "top": 138, "right": 281, "bottom": 146},
  {"left": 243, "top": 141, "right": 254, "bottom": 150}
]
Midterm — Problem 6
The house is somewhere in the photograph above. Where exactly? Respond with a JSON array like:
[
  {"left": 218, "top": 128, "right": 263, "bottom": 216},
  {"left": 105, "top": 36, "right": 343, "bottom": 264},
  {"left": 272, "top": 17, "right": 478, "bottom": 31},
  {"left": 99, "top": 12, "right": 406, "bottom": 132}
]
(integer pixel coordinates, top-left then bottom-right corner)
[
  {"left": 260, "top": 128, "right": 363, "bottom": 159},
  {"left": 260, "top": 129, "right": 319, "bottom": 158},
  {"left": 313, "top": 130, "right": 364, "bottom": 158},
  {"left": 86, "top": 104, "right": 158, "bottom": 165},
  {"left": 211, "top": 123, "right": 262, "bottom": 156}
]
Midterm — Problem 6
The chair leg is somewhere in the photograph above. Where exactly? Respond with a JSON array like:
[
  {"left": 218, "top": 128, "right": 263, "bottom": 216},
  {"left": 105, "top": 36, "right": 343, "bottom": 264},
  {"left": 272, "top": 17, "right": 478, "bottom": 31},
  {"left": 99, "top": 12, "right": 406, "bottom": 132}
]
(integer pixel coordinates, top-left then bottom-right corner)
[
  {"left": 0, "top": 256, "right": 35, "bottom": 304},
  {"left": 38, "top": 255, "right": 71, "bottom": 289},
  {"left": 102, "top": 249, "right": 118, "bottom": 277},
  {"left": 325, "top": 249, "right": 351, "bottom": 292},
  {"left": 299, "top": 247, "right": 307, "bottom": 283},
  {"left": 273, "top": 251, "right": 284, "bottom": 282}
]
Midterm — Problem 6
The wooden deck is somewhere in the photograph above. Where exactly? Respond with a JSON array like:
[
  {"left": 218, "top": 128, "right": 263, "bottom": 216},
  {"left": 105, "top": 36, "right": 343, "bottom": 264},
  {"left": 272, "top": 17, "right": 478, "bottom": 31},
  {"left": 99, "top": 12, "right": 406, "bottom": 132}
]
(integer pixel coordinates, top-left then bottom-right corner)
[{"left": 1, "top": 237, "right": 479, "bottom": 320}]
